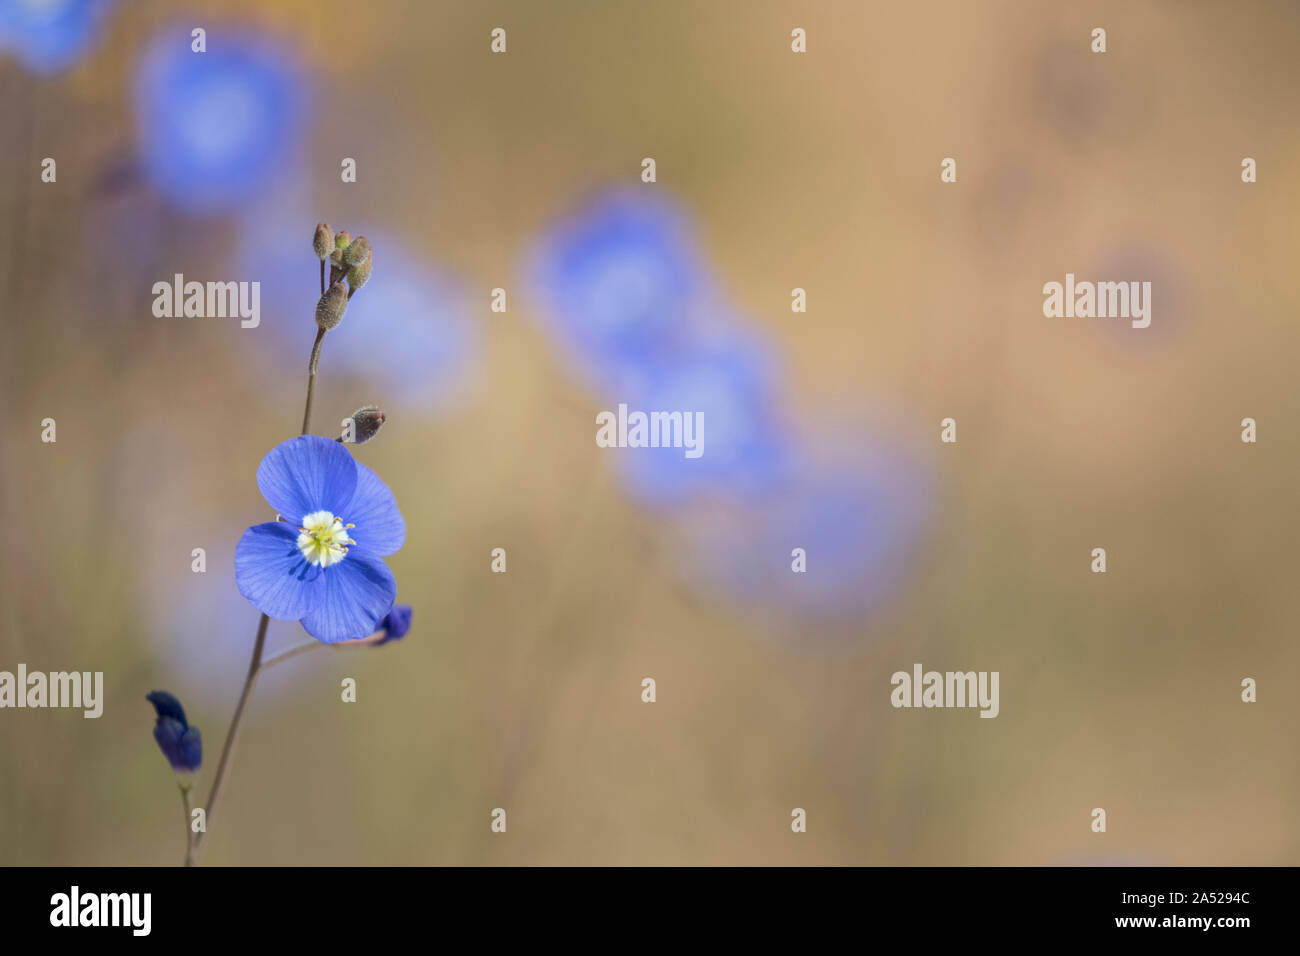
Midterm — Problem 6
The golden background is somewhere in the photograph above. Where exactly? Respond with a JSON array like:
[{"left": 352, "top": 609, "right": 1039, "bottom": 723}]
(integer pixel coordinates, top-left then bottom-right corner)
[{"left": 1, "top": 0, "right": 1297, "bottom": 864}]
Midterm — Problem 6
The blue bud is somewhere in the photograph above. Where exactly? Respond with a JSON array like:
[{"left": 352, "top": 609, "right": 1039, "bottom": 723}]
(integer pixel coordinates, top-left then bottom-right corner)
[
  {"left": 147, "top": 690, "right": 202, "bottom": 773},
  {"left": 145, "top": 689, "right": 186, "bottom": 724},
  {"left": 374, "top": 604, "right": 412, "bottom": 645}
]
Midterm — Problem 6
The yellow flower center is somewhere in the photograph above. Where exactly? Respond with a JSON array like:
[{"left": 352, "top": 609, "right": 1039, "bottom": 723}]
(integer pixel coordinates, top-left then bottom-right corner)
[{"left": 297, "top": 511, "right": 355, "bottom": 567}]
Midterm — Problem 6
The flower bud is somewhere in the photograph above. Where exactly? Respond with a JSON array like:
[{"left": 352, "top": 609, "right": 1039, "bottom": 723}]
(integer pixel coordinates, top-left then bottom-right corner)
[
  {"left": 343, "top": 235, "right": 371, "bottom": 267},
  {"left": 313, "top": 222, "right": 334, "bottom": 261},
  {"left": 315, "top": 280, "right": 349, "bottom": 330},
  {"left": 147, "top": 690, "right": 202, "bottom": 773},
  {"left": 334, "top": 229, "right": 353, "bottom": 250},
  {"left": 346, "top": 253, "right": 372, "bottom": 291},
  {"left": 343, "top": 404, "right": 386, "bottom": 444}
]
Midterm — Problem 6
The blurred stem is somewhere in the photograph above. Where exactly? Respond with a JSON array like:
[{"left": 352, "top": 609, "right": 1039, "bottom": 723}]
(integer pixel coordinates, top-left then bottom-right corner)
[
  {"left": 179, "top": 781, "right": 194, "bottom": 867},
  {"left": 301, "top": 328, "right": 326, "bottom": 436},
  {"left": 193, "top": 612, "right": 268, "bottom": 864}
]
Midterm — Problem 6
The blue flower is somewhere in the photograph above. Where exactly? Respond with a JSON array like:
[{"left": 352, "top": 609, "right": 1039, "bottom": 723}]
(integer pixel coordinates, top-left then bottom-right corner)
[
  {"left": 146, "top": 690, "right": 202, "bottom": 773},
  {"left": 373, "top": 604, "right": 412, "bottom": 645},
  {"left": 235, "top": 436, "right": 405, "bottom": 643},
  {"left": 527, "top": 190, "right": 711, "bottom": 391},
  {"left": 133, "top": 27, "right": 306, "bottom": 214},
  {"left": 0, "top": 0, "right": 116, "bottom": 75}
]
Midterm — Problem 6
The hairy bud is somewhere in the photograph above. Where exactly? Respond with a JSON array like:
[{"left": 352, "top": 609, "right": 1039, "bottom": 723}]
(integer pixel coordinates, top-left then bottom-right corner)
[
  {"left": 343, "top": 235, "right": 371, "bottom": 267},
  {"left": 313, "top": 223, "right": 334, "bottom": 261},
  {"left": 347, "top": 253, "right": 373, "bottom": 291},
  {"left": 315, "top": 280, "right": 349, "bottom": 331},
  {"left": 334, "top": 230, "right": 353, "bottom": 251},
  {"left": 343, "top": 405, "right": 386, "bottom": 444}
]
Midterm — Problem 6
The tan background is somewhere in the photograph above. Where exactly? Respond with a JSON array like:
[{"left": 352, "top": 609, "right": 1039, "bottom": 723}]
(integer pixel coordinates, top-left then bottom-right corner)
[{"left": 1, "top": 0, "right": 1297, "bottom": 864}]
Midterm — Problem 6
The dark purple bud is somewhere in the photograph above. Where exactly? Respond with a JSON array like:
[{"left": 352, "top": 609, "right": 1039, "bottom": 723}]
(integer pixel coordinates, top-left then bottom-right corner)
[
  {"left": 374, "top": 604, "right": 412, "bottom": 645},
  {"left": 147, "top": 691, "right": 202, "bottom": 773}
]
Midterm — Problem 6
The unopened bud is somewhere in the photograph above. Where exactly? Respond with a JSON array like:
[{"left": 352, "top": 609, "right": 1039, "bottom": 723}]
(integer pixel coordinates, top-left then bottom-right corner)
[
  {"left": 315, "top": 280, "right": 349, "bottom": 330},
  {"left": 343, "top": 405, "right": 386, "bottom": 444},
  {"left": 343, "top": 236, "right": 371, "bottom": 267},
  {"left": 346, "top": 253, "right": 372, "bottom": 291},
  {"left": 334, "top": 230, "right": 353, "bottom": 251},
  {"left": 313, "top": 223, "right": 334, "bottom": 261}
]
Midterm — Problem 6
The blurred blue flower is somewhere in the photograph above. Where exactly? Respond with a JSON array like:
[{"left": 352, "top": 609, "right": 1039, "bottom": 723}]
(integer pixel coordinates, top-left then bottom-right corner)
[
  {"left": 527, "top": 190, "right": 712, "bottom": 391},
  {"left": 373, "top": 604, "right": 412, "bottom": 645},
  {"left": 327, "top": 239, "right": 479, "bottom": 407},
  {"left": 142, "top": 525, "right": 313, "bottom": 711},
  {"left": 238, "top": 218, "right": 479, "bottom": 410},
  {"left": 146, "top": 690, "right": 202, "bottom": 773},
  {"left": 615, "top": 323, "right": 790, "bottom": 507},
  {"left": 133, "top": 26, "right": 307, "bottom": 214},
  {"left": 688, "top": 431, "right": 933, "bottom": 624},
  {"left": 0, "top": 0, "right": 116, "bottom": 74},
  {"left": 1089, "top": 241, "right": 1189, "bottom": 353},
  {"left": 235, "top": 435, "right": 405, "bottom": 643}
]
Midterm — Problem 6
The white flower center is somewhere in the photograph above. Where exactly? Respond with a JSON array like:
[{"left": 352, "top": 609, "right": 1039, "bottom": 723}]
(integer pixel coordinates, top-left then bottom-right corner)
[{"left": 297, "top": 510, "right": 355, "bottom": 567}]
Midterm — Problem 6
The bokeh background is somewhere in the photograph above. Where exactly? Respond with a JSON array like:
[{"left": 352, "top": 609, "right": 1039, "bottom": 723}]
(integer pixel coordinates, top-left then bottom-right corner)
[{"left": 1, "top": 0, "right": 1298, "bottom": 865}]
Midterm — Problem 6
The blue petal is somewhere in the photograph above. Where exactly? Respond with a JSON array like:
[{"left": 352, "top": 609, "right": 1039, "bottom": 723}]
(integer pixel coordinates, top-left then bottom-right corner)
[
  {"left": 256, "top": 435, "right": 357, "bottom": 522},
  {"left": 298, "top": 550, "right": 396, "bottom": 644},
  {"left": 346, "top": 462, "right": 405, "bottom": 556},
  {"left": 146, "top": 690, "right": 187, "bottom": 726},
  {"left": 234, "top": 522, "right": 325, "bottom": 620}
]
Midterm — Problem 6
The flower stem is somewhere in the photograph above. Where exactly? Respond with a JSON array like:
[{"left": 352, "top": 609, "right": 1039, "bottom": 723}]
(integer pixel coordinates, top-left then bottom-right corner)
[
  {"left": 260, "top": 639, "right": 321, "bottom": 671},
  {"left": 179, "top": 781, "right": 195, "bottom": 867},
  {"left": 192, "top": 612, "right": 268, "bottom": 864},
  {"left": 300, "top": 327, "right": 326, "bottom": 436},
  {"left": 190, "top": 259, "right": 336, "bottom": 865}
]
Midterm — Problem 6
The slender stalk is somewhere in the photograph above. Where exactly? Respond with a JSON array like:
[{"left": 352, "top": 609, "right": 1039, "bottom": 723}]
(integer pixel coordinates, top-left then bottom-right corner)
[
  {"left": 192, "top": 613, "right": 268, "bottom": 863},
  {"left": 301, "top": 327, "right": 326, "bottom": 436},
  {"left": 188, "top": 258, "right": 334, "bottom": 865},
  {"left": 260, "top": 640, "right": 321, "bottom": 671},
  {"left": 180, "top": 782, "right": 195, "bottom": 867}
]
